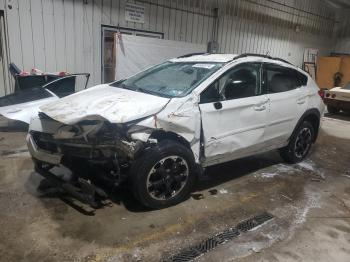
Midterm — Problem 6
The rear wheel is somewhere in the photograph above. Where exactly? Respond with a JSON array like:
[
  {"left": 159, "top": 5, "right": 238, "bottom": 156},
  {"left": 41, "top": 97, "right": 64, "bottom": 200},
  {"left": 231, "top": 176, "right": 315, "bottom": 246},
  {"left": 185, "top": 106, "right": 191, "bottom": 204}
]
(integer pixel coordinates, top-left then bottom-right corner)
[
  {"left": 130, "top": 140, "right": 196, "bottom": 209},
  {"left": 327, "top": 105, "right": 340, "bottom": 114},
  {"left": 279, "top": 121, "right": 315, "bottom": 164}
]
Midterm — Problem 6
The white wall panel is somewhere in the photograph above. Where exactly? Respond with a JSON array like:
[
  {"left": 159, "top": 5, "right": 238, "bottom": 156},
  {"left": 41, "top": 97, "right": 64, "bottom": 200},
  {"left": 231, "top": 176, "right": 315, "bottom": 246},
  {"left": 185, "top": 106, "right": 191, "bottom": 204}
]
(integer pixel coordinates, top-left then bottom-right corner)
[
  {"left": 73, "top": 0, "right": 84, "bottom": 72},
  {"left": 92, "top": 0, "right": 102, "bottom": 85},
  {"left": 52, "top": 0, "right": 66, "bottom": 70},
  {"left": 18, "top": 0, "right": 34, "bottom": 70},
  {"left": 0, "top": 0, "right": 341, "bottom": 96},
  {"left": 63, "top": 0, "right": 75, "bottom": 72},
  {"left": 42, "top": 0, "right": 56, "bottom": 72},
  {"left": 82, "top": 0, "right": 94, "bottom": 83},
  {"left": 333, "top": 10, "right": 350, "bottom": 54},
  {"left": 110, "top": 0, "right": 119, "bottom": 26},
  {"left": 5, "top": 0, "right": 22, "bottom": 70},
  {"left": 102, "top": 0, "right": 111, "bottom": 25},
  {"left": 216, "top": 0, "right": 335, "bottom": 67},
  {"left": 31, "top": 0, "right": 46, "bottom": 69}
]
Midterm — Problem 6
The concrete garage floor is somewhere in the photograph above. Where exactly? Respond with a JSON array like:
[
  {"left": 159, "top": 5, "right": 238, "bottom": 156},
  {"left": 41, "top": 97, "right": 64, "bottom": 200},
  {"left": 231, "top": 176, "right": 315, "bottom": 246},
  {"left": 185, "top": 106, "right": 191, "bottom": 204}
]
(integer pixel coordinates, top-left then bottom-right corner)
[{"left": 0, "top": 114, "right": 350, "bottom": 262}]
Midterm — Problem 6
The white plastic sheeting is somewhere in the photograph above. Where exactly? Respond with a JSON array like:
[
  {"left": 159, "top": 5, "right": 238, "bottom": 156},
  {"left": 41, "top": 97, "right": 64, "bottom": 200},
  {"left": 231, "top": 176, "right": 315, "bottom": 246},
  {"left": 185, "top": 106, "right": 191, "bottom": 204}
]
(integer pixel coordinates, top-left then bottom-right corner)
[{"left": 115, "top": 35, "right": 206, "bottom": 80}]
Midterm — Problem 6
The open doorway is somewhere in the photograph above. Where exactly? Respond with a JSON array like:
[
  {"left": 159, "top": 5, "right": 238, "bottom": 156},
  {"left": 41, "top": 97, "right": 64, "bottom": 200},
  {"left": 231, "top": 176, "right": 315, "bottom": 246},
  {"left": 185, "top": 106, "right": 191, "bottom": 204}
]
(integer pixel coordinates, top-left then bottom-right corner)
[{"left": 101, "top": 25, "right": 163, "bottom": 83}]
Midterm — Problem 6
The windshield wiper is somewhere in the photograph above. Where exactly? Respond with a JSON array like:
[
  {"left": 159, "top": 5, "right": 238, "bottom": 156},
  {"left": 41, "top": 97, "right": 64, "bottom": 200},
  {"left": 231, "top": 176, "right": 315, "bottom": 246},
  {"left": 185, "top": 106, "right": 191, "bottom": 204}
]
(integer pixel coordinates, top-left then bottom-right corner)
[
  {"left": 119, "top": 83, "right": 136, "bottom": 91},
  {"left": 115, "top": 82, "right": 170, "bottom": 98},
  {"left": 137, "top": 87, "right": 170, "bottom": 98}
]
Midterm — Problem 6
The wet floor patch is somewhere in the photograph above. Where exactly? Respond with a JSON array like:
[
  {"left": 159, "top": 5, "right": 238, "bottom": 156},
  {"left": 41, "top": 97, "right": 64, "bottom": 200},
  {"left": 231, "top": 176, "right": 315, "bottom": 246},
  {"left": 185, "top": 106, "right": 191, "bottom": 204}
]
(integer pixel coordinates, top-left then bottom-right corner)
[
  {"left": 165, "top": 212, "right": 274, "bottom": 262},
  {"left": 0, "top": 148, "right": 29, "bottom": 157}
]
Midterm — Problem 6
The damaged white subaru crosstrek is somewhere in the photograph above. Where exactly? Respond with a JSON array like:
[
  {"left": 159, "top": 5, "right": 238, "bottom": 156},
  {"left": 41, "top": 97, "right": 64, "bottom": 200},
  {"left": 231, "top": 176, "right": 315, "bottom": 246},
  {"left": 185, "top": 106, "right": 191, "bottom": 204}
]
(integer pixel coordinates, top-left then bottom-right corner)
[{"left": 27, "top": 53, "right": 324, "bottom": 209}]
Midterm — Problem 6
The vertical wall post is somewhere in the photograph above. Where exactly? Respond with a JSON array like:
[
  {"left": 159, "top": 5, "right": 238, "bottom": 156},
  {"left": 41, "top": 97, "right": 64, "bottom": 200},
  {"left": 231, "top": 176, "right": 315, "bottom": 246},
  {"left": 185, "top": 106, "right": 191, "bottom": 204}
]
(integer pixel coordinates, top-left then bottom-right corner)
[{"left": 208, "top": 7, "right": 219, "bottom": 53}]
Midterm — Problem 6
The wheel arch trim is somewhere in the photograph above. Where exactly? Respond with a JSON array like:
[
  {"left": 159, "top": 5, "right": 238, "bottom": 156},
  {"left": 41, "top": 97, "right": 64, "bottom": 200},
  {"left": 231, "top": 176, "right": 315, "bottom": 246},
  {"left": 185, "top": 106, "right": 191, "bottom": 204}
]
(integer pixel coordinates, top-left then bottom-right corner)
[{"left": 290, "top": 108, "right": 321, "bottom": 143}]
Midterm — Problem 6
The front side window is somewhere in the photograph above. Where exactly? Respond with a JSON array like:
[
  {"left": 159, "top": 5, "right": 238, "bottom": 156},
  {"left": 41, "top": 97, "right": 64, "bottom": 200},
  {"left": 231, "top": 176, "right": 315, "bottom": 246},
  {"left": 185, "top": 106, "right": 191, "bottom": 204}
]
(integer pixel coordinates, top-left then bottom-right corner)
[
  {"left": 110, "top": 61, "right": 223, "bottom": 98},
  {"left": 265, "top": 64, "right": 299, "bottom": 93},
  {"left": 200, "top": 63, "right": 261, "bottom": 103}
]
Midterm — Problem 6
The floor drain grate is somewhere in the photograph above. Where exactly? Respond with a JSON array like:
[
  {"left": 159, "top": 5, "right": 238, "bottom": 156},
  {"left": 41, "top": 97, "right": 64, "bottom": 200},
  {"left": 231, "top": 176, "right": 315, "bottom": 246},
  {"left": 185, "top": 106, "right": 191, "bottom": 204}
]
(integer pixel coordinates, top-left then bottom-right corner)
[{"left": 165, "top": 212, "right": 273, "bottom": 262}]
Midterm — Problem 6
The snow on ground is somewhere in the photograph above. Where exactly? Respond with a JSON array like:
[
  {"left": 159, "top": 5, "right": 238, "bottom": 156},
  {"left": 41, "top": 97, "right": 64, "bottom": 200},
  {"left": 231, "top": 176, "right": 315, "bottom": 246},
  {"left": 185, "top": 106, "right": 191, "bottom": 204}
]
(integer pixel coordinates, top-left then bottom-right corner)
[{"left": 256, "top": 159, "right": 326, "bottom": 180}]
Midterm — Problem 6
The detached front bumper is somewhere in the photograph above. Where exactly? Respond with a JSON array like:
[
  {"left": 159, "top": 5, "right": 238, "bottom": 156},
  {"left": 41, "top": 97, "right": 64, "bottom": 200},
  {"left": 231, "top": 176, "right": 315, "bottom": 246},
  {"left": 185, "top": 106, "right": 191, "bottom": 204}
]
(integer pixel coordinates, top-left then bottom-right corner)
[
  {"left": 34, "top": 162, "right": 107, "bottom": 208},
  {"left": 26, "top": 133, "right": 62, "bottom": 165},
  {"left": 28, "top": 133, "right": 108, "bottom": 208}
]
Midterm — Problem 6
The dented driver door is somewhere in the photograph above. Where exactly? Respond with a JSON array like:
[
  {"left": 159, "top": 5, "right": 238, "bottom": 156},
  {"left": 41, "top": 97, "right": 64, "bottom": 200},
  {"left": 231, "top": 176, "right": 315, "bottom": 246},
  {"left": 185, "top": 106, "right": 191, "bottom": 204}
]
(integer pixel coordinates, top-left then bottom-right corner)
[{"left": 199, "top": 63, "right": 268, "bottom": 166}]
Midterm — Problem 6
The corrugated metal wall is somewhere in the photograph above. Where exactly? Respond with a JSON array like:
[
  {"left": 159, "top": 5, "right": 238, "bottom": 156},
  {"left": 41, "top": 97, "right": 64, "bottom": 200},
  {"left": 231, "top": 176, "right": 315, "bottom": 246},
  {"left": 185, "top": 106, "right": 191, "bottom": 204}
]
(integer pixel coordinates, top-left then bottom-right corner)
[
  {"left": 0, "top": 0, "right": 338, "bottom": 95},
  {"left": 333, "top": 9, "right": 350, "bottom": 54},
  {"left": 217, "top": 0, "right": 336, "bottom": 65}
]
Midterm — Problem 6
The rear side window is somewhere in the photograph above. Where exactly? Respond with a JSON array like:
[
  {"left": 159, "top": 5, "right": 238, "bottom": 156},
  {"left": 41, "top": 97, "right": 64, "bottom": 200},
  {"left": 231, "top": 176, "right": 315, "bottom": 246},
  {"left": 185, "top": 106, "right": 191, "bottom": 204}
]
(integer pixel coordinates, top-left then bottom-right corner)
[{"left": 265, "top": 64, "right": 299, "bottom": 93}]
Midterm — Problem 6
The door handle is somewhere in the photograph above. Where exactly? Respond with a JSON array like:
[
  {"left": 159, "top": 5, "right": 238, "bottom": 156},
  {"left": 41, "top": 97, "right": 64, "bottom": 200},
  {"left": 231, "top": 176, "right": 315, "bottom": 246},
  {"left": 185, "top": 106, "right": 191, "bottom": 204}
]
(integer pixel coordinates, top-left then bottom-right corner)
[
  {"left": 253, "top": 98, "right": 268, "bottom": 111},
  {"left": 253, "top": 105, "right": 266, "bottom": 111},
  {"left": 264, "top": 97, "right": 270, "bottom": 103},
  {"left": 297, "top": 99, "right": 306, "bottom": 105}
]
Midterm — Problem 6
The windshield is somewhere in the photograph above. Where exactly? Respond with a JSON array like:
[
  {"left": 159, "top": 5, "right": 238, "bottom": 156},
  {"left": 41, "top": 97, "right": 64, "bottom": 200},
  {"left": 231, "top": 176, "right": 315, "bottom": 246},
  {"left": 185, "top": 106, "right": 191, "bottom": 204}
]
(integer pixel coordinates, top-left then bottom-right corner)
[
  {"left": 111, "top": 61, "right": 223, "bottom": 98},
  {"left": 343, "top": 82, "right": 350, "bottom": 90}
]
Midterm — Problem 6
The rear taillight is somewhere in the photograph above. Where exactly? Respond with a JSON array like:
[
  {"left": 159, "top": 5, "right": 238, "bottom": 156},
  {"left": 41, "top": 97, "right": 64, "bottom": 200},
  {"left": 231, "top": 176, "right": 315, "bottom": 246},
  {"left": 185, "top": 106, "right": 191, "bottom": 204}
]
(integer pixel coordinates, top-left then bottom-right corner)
[{"left": 318, "top": 90, "right": 325, "bottom": 100}]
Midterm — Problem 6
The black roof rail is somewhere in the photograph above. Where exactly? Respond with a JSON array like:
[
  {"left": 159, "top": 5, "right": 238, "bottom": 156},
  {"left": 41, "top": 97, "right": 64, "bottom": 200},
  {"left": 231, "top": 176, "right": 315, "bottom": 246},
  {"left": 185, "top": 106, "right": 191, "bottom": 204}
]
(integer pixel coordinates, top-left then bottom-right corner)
[
  {"left": 232, "top": 53, "right": 292, "bottom": 65},
  {"left": 177, "top": 52, "right": 209, "bottom": 58}
]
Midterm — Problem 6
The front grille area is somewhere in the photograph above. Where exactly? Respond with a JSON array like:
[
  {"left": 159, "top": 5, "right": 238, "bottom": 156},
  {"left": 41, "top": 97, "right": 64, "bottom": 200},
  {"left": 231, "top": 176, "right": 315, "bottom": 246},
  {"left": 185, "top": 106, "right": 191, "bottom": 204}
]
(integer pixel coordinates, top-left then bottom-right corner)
[
  {"left": 31, "top": 131, "right": 104, "bottom": 159},
  {"left": 60, "top": 145, "right": 99, "bottom": 159},
  {"left": 32, "top": 132, "right": 58, "bottom": 153}
]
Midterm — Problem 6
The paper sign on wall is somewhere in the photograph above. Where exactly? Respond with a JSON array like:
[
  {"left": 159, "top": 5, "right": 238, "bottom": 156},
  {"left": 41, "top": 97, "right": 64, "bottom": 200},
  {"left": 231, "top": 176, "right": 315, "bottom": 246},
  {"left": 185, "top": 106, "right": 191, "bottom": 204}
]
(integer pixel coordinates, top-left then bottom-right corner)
[{"left": 125, "top": 3, "right": 145, "bottom": 23}]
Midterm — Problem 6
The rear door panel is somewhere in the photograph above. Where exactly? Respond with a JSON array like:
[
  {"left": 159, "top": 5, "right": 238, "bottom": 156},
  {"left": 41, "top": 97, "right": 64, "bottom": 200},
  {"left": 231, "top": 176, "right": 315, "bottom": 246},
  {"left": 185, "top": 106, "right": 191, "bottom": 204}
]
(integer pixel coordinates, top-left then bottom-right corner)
[{"left": 263, "top": 64, "right": 304, "bottom": 147}]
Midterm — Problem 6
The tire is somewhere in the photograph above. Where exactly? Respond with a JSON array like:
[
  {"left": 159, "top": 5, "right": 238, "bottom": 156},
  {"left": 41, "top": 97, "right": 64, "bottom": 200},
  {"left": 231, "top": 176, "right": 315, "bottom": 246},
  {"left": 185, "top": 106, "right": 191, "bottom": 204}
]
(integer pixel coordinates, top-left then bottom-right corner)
[
  {"left": 130, "top": 140, "right": 196, "bottom": 209},
  {"left": 327, "top": 105, "right": 340, "bottom": 114},
  {"left": 279, "top": 121, "right": 315, "bottom": 164}
]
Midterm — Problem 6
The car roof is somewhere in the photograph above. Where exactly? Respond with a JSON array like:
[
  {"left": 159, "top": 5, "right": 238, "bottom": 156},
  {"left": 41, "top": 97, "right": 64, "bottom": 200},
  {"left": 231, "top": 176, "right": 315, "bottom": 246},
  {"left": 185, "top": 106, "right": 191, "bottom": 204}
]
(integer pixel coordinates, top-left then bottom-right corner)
[
  {"left": 170, "top": 53, "right": 308, "bottom": 76},
  {"left": 170, "top": 54, "right": 238, "bottom": 63}
]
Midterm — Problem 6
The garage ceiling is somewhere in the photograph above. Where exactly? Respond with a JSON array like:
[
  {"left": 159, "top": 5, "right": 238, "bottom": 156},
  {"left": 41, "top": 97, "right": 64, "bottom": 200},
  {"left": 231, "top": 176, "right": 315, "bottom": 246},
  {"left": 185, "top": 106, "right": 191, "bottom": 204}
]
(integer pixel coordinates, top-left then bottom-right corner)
[{"left": 323, "top": 0, "right": 350, "bottom": 9}]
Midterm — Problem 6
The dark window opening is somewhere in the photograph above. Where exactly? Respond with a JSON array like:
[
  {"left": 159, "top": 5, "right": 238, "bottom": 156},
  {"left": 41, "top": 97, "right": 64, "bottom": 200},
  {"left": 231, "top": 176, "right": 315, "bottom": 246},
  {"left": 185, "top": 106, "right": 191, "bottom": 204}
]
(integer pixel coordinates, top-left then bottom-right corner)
[
  {"left": 265, "top": 65, "right": 299, "bottom": 93},
  {"left": 200, "top": 63, "right": 261, "bottom": 103},
  {"left": 200, "top": 81, "right": 220, "bottom": 103},
  {"left": 296, "top": 71, "right": 308, "bottom": 86}
]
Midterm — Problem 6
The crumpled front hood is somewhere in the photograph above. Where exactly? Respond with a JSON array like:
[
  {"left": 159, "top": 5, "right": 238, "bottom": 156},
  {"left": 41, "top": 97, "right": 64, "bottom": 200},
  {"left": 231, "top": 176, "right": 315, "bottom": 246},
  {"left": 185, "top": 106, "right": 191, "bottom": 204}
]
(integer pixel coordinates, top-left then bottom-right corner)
[{"left": 40, "top": 84, "right": 170, "bottom": 124}]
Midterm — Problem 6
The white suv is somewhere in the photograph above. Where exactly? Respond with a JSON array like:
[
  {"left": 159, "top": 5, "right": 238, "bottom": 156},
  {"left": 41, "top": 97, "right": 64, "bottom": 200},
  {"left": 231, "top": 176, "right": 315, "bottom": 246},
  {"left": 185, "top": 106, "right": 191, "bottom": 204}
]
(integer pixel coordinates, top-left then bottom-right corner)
[{"left": 27, "top": 53, "right": 324, "bottom": 209}]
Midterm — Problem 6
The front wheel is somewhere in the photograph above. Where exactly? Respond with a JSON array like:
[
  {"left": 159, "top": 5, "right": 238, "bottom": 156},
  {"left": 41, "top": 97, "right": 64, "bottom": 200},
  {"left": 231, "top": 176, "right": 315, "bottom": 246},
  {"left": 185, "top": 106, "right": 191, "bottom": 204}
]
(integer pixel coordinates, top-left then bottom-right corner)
[
  {"left": 279, "top": 121, "right": 315, "bottom": 164},
  {"left": 130, "top": 140, "right": 196, "bottom": 209}
]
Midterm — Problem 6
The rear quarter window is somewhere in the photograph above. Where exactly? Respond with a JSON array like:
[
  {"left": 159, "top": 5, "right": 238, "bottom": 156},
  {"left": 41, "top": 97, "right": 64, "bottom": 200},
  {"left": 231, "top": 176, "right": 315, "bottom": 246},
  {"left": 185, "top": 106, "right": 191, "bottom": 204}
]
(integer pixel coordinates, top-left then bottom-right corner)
[
  {"left": 265, "top": 65, "right": 299, "bottom": 93},
  {"left": 296, "top": 71, "right": 308, "bottom": 86}
]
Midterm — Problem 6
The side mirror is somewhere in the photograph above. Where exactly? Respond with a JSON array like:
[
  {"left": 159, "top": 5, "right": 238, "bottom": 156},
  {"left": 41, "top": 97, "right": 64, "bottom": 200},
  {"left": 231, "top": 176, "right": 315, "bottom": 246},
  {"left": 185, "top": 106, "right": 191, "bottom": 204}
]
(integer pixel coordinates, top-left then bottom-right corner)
[{"left": 213, "top": 102, "right": 222, "bottom": 110}]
